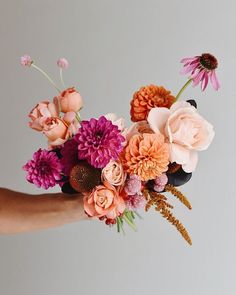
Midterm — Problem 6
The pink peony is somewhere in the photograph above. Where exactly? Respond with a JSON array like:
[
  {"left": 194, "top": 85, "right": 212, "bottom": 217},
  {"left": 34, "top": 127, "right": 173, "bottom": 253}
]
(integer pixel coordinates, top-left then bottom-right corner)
[
  {"left": 23, "top": 149, "right": 62, "bottom": 189},
  {"left": 148, "top": 101, "right": 215, "bottom": 172}
]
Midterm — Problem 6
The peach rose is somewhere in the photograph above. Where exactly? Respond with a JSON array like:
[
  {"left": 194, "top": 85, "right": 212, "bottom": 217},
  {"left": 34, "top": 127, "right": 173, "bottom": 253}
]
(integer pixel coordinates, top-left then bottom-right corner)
[
  {"left": 83, "top": 182, "right": 126, "bottom": 219},
  {"left": 42, "top": 117, "right": 70, "bottom": 147},
  {"left": 102, "top": 160, "right": 127, "bottom": 186},
  {"left": 147, "top": 101, "right": 215, "bottom": 172},
  {"left": 29, "top": 101, "right": 59, "bottom": 131},
  {"left": 54, "top": 87, "right": 83, "bottom": 113}
]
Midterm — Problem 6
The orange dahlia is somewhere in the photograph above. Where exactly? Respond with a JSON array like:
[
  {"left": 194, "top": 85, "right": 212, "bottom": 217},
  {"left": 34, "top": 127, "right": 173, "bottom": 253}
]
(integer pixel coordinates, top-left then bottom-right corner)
[
  {"left": 130, "top": 85, "right": 175, "bottom": 122},
  {"left": 122, "top": 133, "right": 170, "bottom": 181}
]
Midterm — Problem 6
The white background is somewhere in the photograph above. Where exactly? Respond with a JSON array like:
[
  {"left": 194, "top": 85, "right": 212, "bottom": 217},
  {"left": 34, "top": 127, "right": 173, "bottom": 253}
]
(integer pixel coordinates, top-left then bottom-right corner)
[{"left": 0, "top": 0, "right": 235, "bottom": 294}]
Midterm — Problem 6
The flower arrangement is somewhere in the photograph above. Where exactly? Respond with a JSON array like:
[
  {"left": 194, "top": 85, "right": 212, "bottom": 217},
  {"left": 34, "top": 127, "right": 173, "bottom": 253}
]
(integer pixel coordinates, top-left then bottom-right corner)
[{"left": 22, "top": 53, "right": 219, "bottom": 245}]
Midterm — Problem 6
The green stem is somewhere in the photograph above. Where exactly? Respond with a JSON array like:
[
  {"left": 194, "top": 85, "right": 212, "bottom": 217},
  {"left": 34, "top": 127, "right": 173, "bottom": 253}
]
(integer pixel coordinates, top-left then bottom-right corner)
[
  {"left": 31, "top": 63, "right": 61, "bottom": 93},
  {"left": 123, "top": 214, "right": 137, "bottom": 231},
  {"left": 60, "top": 68, "right": 66, "bottom": 88},
  {"left": 175, "top": 79, "right": 192, "bottom": 101},
  {"left": 76, "top": 113, "right": 81, "bottom": 123}
]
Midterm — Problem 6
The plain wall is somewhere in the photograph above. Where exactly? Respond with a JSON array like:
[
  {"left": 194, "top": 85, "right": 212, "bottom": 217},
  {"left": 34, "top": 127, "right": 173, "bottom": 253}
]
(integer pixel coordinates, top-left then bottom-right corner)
[{"left": 0, "top": 0, "right": 235, "bottom": 294}]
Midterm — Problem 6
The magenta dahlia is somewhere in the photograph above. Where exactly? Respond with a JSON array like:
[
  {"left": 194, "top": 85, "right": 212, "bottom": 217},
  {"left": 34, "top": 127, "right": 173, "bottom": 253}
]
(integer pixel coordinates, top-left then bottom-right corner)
[
  {"left": 23, "top": 148, "right": 62, "bottom": 189},
  {"left": 181, "top": 53, "right": 220, "bottom": 91},
  {"left": 60, "top": 138, "right": 79, "bottom": 176},
  {"left": 75, "top": 116, "right": 125, "bottom": 168}
]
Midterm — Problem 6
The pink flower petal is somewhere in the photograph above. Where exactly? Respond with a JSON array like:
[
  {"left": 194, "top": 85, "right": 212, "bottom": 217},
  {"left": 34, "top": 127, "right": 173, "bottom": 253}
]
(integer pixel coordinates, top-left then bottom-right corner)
[
  {"left": 182, "top": 151, "right": 198, "bottom": 173},
  {"left": 210, "top": 70, "right": 220, "bottom": 90},
  {"left": 201, "top": 72, "right": 209, "bottom": 91},
  {"left": 147, "top": 107, "right": 170, "bottom": 135},
  {"left": 169, "top": 143, "right": 190, "bottom": 165}
]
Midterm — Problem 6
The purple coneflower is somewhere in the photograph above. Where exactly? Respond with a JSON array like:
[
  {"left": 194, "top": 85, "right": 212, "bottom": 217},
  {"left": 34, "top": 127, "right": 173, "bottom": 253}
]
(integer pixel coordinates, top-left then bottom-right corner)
[
  {"left": 23, "top": 148, "right": 62, "bottom": 189},
  {"left": 75, "top": 116, "right": 125, "bottom": 168},
  {"left": 181, "top": 53, "right": 220, "bottom": 91}
]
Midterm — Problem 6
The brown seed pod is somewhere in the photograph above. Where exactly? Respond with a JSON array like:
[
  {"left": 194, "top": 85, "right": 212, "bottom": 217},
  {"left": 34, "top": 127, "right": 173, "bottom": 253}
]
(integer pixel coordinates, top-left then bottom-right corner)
[{"left": 69, "top": 161, "right": 101, "bottom": 194}]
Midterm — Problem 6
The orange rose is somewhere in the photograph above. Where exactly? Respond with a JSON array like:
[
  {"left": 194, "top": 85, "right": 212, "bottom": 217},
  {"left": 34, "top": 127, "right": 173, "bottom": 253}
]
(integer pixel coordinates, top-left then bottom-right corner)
[
  {"left": 29, "top": 101, "right": 59, "bottom": 131},
  {"left": 55, "top": 87, "right": 83, "bottom": 113},
  {"left": 42, "top": 117, "right": 70, "bottom": 147},
  {"left": 83, "top": 182, "right": 126, "bottom": 219},
  {"left": 130, "top": 85, "right": 175, "bottom": 122}
]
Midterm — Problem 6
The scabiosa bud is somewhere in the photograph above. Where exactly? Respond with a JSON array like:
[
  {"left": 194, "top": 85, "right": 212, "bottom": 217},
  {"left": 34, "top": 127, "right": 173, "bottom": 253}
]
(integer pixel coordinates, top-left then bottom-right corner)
[
  {"left": 153, "top": 173, "right": 168, "bottom": 192},
  {"left": 125, "top": 193, "right": 146, "bottom": 210},
  {"left": 20, "top": 54, "right": 32, "bottom": 66},
  {"left": 57, "top": 58, "right": 69, "bottom": 69},
  {"left": 124, "top": 175, "right": 142, "bottom": 195}
]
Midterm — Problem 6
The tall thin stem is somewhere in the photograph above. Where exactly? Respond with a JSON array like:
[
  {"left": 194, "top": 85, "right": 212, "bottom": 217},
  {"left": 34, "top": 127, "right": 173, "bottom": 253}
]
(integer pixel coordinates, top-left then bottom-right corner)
[
  {"left": 175, "top": 79, "right": 192, "bottom": 101},
  {"left": 60, "top": 68, "right": 66, "bottom": 88},
  {"left": 31, "top": 63, "right": 61, "bottom": 93}
]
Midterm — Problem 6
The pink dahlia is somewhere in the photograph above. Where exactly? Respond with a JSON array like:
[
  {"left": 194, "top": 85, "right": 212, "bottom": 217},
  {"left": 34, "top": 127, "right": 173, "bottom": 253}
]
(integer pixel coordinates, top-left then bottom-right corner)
[
  {"left": 181, "top": 53, "right": 220, "bottom": 91},
  {"left": 23, "top": 148, "right": 62, "bottom": 189},
  {"left": 60, "top": 138, "right": 79, "bottom": 176},
  {"left": 125, "top": 193, "right": 146, "bottom": 211},
  {"left": 75, "top": 116, "right": 125, "bottom": 168}
]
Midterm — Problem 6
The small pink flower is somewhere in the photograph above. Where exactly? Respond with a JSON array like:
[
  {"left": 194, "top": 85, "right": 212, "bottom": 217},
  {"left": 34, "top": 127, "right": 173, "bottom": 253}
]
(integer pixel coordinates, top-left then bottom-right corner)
[
  {"left": 57, "top": 58, "right": 69, "bottom": 69},
  {"left": 125, "top": 193, "right": 146, "bottom": 210},
  {"left": 124, "top": 175, "right": 142, "bottom": 195},
  {"left": 153, "top": 173, "right": 168, "bottom": 192},
  {"left": 20, "top": 54, "right": 32, "bottom": 66},
  {"left": 180, "top": 53, "right": 220, "bottom": 91}
]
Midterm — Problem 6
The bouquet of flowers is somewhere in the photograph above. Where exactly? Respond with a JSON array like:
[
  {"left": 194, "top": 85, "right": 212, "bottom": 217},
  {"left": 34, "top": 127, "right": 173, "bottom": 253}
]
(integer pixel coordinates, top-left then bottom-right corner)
[{"left": 21, "top": 53, "right": 219, "bottom": 245}]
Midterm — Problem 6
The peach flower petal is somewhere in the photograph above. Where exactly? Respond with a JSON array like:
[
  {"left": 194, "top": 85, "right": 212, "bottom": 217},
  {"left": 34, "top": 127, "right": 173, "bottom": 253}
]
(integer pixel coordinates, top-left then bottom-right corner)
[{"left": 147, "top": 107, "right": 170, "bottom": 135}]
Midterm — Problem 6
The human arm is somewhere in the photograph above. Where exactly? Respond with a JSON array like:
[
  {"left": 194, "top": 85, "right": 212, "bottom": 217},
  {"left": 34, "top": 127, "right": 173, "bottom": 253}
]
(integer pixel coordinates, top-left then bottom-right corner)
[{"left": 0, "top": 188, "right": 87, "bottom": 234}]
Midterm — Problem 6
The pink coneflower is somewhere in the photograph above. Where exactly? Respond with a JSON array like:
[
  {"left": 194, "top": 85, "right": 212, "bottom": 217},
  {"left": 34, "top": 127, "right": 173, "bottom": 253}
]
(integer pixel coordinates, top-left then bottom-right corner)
[
  {"left": 75, "top": 116, "right": 125, "bottom": 168},
  {"left": 181, "top": 53, "right": 220, "bottom": 91},
  {"left": 23, "top": 149, "right": 62, "bottom": 189}
]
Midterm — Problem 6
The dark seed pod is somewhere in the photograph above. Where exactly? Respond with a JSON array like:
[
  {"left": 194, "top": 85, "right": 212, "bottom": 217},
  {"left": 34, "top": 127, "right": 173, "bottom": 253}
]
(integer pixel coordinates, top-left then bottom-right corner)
[
  {"left": 61, "top": 182, "right": 78, "bottom": 194},
  {"left": 167, "top": 167, "right": 192, "bottom": 187},
  {"left": 186, "top": 99, "right": 197, "bottom": 109},
  {"left": 69, "top": 161, "right": 102, "bottom": 193}
]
